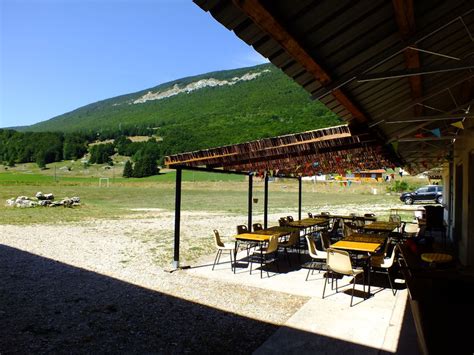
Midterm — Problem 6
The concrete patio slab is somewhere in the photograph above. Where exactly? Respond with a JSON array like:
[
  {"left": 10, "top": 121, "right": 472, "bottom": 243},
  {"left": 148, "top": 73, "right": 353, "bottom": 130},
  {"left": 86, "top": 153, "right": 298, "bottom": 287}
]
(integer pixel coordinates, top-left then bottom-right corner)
[{"left": 188, "top": 250, "right": 419, "bottom": 354}]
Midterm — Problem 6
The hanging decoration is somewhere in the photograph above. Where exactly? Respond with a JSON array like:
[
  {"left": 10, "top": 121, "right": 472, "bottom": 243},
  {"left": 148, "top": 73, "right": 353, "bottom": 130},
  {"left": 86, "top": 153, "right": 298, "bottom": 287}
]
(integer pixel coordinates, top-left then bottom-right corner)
[
  {"left": 451, "top": 121, "right": 464, "bottom": 129},
  {"left": 430, "top": 128, "right": 441, "bottom": 138},
  {"left": 391, "top": 141, "right": 399, "bottom": 153}
]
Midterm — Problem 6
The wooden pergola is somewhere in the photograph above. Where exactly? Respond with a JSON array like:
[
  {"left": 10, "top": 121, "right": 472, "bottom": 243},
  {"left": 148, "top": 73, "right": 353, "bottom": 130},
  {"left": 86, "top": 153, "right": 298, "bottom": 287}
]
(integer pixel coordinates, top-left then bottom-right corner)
[{"left": 165, "top": 124, "right": 398, "bottom": 268}]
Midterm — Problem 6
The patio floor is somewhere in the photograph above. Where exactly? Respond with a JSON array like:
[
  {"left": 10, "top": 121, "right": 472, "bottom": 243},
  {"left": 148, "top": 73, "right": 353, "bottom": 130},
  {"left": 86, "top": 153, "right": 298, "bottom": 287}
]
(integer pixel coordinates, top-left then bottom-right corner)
[{"left": 187, "top": 249, "right": 420, "bottom": 354}]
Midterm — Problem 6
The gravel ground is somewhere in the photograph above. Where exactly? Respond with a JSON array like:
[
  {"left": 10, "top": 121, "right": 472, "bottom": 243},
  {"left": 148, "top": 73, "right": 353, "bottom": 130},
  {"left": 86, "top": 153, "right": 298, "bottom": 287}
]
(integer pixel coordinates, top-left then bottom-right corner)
[{"left": 0, "top": 213, "right": 308, "bottom": 354}]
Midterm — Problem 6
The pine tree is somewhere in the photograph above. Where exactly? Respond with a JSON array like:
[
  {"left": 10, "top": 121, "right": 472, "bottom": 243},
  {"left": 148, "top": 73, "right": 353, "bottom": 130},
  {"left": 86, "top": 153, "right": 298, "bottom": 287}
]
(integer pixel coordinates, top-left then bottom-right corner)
[{"left": 123, "top": 160, "right": 133, "bottom": 178}]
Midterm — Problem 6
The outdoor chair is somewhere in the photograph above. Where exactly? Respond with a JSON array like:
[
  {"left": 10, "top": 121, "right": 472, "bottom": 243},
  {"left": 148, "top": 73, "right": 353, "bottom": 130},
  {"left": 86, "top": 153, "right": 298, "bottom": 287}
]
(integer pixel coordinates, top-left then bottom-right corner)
[
  {"left": 253, "top": 223, "right": 263, "bottom": 231},
  {"left": 308, "top": 212, "right": 313, "bottom": 218},
  {"left": 343, "top": 222, "right": 357, "bottom": 238},
  {"left": 278, "top": 231, "right": 300, "bottom": 266},
  {"left": 236, "top": 224, "right": 256, "bottom": 254},
  {"left": 304, "top": 235, "right": 327, "bottom": 280},
  {"left": 249, "top": 235, "right": 280, "bottom": 278},
  {"left": 364, "top": 213, "right": 376, "bottom": 225},
  {"left": 212, "top": 230, "right": 235, "bottom": 271},
  {"left": 320, "top": 231, "right": 332, "bottom": 251},
  {"left": 389, "top": 214, "right": 402, "bottom": 227},
  {"left": 371, "top": 244, "right": 399, "bottom": 295},
  {"left": 278, "top": 217, "right": 288, "bottom": 226},
  {"left": 287, "top": 216, "right": 294, "bottom": 222},
  {"left": 323, "top": 248, "right": 366, "bottom": 307},
  {"left": 236, "top": 225, "right": 248, "bottom": 234},
  {"left": 328, "top": 218, "right": 342, "bottom": 241},
  {"left": 321, "top": 212, "right": 330, "bottom": 216}
]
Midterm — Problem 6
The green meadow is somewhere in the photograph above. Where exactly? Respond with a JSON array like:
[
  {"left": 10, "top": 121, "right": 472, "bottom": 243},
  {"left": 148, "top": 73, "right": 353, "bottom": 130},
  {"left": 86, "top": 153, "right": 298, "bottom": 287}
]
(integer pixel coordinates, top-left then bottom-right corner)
[{"left": 0, "top": 162, "right": 426, "bottom": 225}]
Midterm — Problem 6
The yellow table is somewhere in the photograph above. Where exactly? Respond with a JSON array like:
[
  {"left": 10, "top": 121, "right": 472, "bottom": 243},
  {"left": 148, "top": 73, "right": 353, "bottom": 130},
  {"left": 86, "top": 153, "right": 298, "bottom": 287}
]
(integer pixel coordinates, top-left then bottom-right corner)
[
  {"left": 421, "top": 253, "right": 453, "bottom": 264},
  {"left": 331, "top": 238, "right": 383, "bottom": 296},
  {"left": 287, "top": 218, "right": 328, "bottom": 229},
  {"left": 363, "top": 221, "right": 399, "bottom": 232},
  {"left": 331, "top": 240, "right": 382, "bottom": 253}
]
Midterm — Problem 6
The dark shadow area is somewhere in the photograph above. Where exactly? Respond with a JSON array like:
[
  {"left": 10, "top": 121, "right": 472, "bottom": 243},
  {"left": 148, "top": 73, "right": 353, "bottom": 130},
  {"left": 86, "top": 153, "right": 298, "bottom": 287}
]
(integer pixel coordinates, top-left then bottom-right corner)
[
  {"left": 398, "top": 243, "right": 474, "bottom": 354},
  {"left": 0, "top": 244, "right": 396, "bottom": 354}
]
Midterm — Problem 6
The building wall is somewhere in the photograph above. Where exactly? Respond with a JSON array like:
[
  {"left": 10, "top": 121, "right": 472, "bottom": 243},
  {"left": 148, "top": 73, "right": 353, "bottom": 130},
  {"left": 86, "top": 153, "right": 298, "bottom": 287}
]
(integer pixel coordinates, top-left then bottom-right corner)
[{"left": 450, "top": 120, "right": 474, "bottom": 266}]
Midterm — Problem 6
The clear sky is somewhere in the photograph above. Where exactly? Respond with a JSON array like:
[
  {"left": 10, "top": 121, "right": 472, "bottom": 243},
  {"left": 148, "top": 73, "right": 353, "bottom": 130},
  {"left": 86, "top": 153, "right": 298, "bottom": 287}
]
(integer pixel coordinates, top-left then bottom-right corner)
[{"left": 0, "top": 0, "right": 267, "bottom": 128}]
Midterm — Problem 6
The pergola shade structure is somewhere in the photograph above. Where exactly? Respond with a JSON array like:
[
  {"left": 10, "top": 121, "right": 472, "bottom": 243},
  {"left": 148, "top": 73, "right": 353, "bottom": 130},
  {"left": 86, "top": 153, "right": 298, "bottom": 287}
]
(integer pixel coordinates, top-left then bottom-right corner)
[
  {"left": 165, "top": 125, "right": 397, "bottom": 176},
  {"left": 194, "top": 0, "right": 474, "bottom": 173}
]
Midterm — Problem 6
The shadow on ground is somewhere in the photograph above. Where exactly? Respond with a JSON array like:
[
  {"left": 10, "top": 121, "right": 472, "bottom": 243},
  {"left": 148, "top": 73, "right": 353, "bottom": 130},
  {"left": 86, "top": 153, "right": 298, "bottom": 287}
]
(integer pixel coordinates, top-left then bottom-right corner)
[{"left": 1, "top": 245, "right": 417, "bottom": 353}]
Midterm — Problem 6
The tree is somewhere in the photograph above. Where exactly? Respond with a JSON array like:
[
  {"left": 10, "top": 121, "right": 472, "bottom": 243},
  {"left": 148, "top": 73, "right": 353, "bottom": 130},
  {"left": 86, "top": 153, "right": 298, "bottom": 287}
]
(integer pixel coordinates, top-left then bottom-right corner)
[
  {"left": 123, "top": 160, "right": 133, "bottom": 178},
  {"left": 132, "top": 153, "right": 159, "bottom": 178}
]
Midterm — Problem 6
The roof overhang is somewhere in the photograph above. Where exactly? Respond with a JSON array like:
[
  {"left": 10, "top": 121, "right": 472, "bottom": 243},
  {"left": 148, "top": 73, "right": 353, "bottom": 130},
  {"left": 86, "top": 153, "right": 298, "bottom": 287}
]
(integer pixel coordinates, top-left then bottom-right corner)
[
  {"left": 165, "top": 125, "right": 399, "bottom": 176},
  {"left": 194, "top": 0, "right": 473, "bottom": 173}
]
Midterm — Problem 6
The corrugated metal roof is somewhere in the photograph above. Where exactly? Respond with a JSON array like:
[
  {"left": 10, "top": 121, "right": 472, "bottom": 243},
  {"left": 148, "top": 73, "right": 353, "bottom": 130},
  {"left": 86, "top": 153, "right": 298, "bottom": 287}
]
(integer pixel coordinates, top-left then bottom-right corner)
[{"left": 194, "top": 0, "right": 474, "bottom": 173}]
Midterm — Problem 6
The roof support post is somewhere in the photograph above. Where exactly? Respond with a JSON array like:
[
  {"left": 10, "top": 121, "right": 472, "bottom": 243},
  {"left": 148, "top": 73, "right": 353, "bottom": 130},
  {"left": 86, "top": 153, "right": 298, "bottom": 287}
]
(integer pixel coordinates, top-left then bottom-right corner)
[
  {"left": 173, "top": 167, "right": 182, "bottom": 268},
  {"left": 298, "top": 176, "right": 302, "bottom": 221},
  {"left": 248, "top": 173, "right": 253, "bottom": 231},
  {"left": 264, "top": 173, "right": 269, "bottom": 229}
]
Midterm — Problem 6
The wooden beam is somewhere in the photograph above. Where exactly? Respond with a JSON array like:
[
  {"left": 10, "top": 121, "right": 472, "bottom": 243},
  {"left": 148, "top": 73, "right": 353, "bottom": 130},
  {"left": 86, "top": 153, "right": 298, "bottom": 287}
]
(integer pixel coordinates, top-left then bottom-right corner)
[
  {"left": 232, "top": 0, "right": 368, "bottom": 123},
  {"left": 392, "top": 0, "right": 423, "bottom": 117}
]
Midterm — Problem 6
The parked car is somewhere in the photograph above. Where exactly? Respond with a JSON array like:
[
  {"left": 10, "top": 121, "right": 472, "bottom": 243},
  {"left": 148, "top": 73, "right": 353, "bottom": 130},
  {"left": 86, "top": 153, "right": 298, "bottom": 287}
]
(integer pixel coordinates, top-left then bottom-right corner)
[{"left": 399, "top": 185, "right": 443, "bottom": 205}]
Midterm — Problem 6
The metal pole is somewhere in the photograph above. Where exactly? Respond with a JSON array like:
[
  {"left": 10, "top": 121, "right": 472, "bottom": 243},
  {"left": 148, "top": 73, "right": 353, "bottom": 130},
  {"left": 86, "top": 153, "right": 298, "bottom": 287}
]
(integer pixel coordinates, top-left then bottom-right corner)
[
  {"left": 173, "top": 168, "right": 182, "bottom": 268},
  {"left": 264, "top": 174, "right": 269, "bottom": 229},
  {"left": 248, "top": 173, "right": 253, "bottom": 231},
  {"left": 298, "top": 176, "right": 302, "bottom": 220}
]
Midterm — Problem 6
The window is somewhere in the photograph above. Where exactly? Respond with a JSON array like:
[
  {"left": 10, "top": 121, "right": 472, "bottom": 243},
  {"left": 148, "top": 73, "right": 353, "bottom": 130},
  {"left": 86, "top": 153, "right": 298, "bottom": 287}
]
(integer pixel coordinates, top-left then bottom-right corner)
[
  {"left": 417, "top": 188, "right": 428, "bottom": 193},
  {"left": 427, "top": 186, "right": 436, "bottom": 192}
]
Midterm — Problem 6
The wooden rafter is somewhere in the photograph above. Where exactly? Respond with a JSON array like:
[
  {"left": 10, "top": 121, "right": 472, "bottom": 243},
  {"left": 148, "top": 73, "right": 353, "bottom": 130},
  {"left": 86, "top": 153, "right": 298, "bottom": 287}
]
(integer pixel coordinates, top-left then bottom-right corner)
[
  {"left": 232, "top": 0, "right": 368, "bottom": 124},
  {"left": 392, "top": 0, "right": 423, "bottom": 117}
]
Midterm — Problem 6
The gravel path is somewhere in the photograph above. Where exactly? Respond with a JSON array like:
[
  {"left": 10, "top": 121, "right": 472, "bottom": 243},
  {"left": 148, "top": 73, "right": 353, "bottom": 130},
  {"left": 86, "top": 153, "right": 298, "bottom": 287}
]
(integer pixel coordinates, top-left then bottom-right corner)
[{"left": 0, "top": 214, "right": 308, "bottom": 354}]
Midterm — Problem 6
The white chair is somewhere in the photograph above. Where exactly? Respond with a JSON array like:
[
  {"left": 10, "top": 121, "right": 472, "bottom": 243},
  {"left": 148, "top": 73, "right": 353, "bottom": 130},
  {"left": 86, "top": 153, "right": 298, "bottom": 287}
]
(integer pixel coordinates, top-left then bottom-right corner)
[
  {"left": 371, "top": 244, "right": 399, "bottom": 295},
  {"left": 323, "top": 248, "right": 366, "bottom": 306},
  {"left": 304, "top": 235, "right": 327, "bottom": 281},
  {"left": 250, "top": 235, "right": 279, "bottom": 278},
  {"left": 212, "top": 230, "right": 235, "bottom": 271}
]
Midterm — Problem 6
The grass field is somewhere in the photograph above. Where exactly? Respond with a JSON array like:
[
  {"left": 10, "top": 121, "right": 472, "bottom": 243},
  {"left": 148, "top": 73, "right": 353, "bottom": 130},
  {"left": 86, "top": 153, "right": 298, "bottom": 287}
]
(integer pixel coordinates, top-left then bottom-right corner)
[
  {"left": 0, "top": 163, "right": 428, "bottom": 225},
  {"left": 0, "top": 166, "right": 431, "bottom": 265}
]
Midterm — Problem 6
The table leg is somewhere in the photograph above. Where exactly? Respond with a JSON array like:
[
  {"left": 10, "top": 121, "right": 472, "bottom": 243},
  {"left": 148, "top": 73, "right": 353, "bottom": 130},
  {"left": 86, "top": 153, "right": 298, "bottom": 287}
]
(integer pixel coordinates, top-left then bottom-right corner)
[{"left": 233, "top": 241, "right": 238, "bottom": 273}]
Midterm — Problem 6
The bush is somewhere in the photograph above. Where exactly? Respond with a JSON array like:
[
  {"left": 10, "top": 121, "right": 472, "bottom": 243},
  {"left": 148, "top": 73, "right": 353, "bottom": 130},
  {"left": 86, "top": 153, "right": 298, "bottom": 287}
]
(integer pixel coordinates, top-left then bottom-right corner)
[
  {"left": 387, "top": 180, "right": 409, "bottom": 193},
  {"left": 123, "top": 160, "right": 133, "bottom": 178}
]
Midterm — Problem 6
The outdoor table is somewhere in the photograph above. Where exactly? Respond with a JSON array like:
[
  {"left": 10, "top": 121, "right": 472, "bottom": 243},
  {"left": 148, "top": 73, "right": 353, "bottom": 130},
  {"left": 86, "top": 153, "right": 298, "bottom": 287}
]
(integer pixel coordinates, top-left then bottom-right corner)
[
  {"left": 287, "top": 218, "right": 328, "bottom": 234},
  {"left": 331, "top": 237, "right": 384, "bottom": 296},
  {"left": 363, "top": 221, "right": 399, "bottom": 233},
  {"left": 343, "top": 233, "right": 387, "bottom": 245},
  {"left": 252, "top": 226, "right": 299, "bottom": 238},
  {"left": 232, "top": 232, "right": 273, "bottom": 273},
  {"left": 313, "top": 214, "right": 377, "bottom": 222},
  {"left": 421, "top": 252, "right": 453, "bottom": 265}
]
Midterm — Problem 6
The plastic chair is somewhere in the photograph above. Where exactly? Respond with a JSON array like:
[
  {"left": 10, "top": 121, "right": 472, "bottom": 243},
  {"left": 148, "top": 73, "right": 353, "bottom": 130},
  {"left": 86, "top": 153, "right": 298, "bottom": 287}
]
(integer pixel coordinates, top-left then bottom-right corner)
[
  {"left": 323, "top": 248, "right": 366, "bottom": 306},
  {"left": 250, "top": 235, "right": 280, "bottom": 278},
  {"left": 278, "top": 217, "right": 288, "bottom": 226},
  {"left": 253, "top": 223, "right": 263, "bottom": 231},
  {"left": 371, "top": 244, "right": 399, "bottom": 295},
  {"left": 320, "top": 231, "right": 332, "bottom": 251},
  {"left": 212, "top": 230, "right": 235, "bottom": 271},
  {"left": 304, "top": 235, "right": 327, "bottom": 280},
  {"left": 287, "top": 216, "right": 294, "bottom": 222},
  {"left": 278, "top": 231, "right": 299, "bottom": 266},
  {"left": 236, "top": 225, "right": 248, "bottom": 234},
  {"left": 308, "top": 212, "right": 313, "bottom": 218}
]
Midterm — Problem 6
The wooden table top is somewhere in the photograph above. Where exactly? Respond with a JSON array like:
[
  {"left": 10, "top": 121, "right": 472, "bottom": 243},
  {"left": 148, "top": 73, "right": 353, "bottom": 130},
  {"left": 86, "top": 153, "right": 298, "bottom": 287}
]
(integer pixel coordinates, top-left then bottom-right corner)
[
  {"left": 343, "top": 233, "right": 387, "bottom": 244},
  {"left": 313, "top": 214, "right": 377, "bottom": 221},
  {"left": 234, "top": 233, "right": 271, "bottom": 242},
  {"left": 363, "top": 221, "right": 399, "bottom": 232},
  {"left": 287, "top": 218, "right": 328, "bottom": 228},
  {"left": 331, "top": 240, "right": 382, "bottom": 253},
  {"left": 250, "top": 226, "right": 298, "bottom": 237},
  {"left": 421, "top": 253, "right": 453, "bottom": 263}
]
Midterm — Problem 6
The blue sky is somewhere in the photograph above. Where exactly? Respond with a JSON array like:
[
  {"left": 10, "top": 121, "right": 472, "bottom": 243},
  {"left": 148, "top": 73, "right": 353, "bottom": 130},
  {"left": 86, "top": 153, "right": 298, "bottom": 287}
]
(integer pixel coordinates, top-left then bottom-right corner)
[{"left": 0, "top": 0, "right": 267, "bottom": 128}]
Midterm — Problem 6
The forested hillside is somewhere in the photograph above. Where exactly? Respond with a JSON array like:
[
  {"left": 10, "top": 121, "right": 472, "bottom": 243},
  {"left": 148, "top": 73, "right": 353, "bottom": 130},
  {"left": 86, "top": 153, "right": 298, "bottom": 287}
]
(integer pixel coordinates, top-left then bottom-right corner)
[{"left": 22, "top": 64, "right": 340, "bottom": 154}]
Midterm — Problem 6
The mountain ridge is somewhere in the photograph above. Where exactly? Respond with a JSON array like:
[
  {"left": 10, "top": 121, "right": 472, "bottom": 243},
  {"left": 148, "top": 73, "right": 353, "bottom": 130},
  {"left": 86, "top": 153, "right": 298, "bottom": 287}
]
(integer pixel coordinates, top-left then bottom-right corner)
[{"left": 20, "top": 63, "right": 341, "bottom": 154}]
